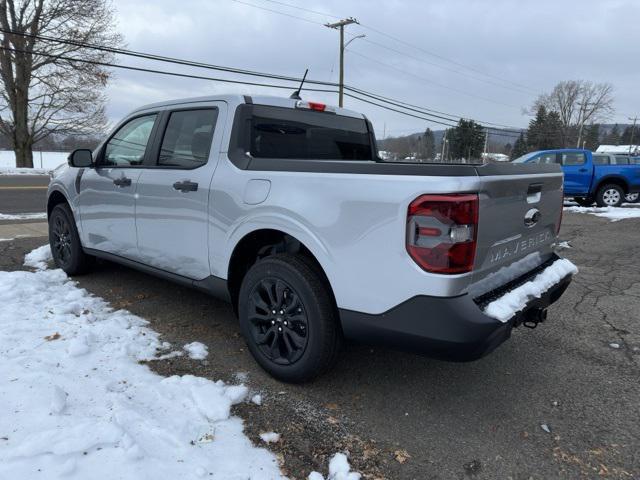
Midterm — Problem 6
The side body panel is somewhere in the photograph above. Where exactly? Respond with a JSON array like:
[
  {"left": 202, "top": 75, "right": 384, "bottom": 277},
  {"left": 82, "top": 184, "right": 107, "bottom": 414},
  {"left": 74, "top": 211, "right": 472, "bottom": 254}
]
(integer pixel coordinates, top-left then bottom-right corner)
[
  {"left": 560, "top": 150, "right": 593, "bottom": 195},
  {"left": 135, "top": 101, "right": 228, "bottom": 279}
]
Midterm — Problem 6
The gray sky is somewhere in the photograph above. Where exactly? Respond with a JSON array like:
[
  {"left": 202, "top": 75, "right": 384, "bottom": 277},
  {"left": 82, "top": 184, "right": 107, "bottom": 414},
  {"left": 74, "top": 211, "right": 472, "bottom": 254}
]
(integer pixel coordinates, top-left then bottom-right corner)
[{"left": 107, "top": 0, "right": 639, "bottom": 139}]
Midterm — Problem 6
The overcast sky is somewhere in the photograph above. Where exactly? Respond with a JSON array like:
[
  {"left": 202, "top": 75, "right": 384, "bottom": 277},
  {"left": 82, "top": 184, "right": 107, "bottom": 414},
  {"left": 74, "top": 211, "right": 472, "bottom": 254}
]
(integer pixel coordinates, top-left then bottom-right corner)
[{"left": 107, "top": 0, "right": 639, "bottom": 139}]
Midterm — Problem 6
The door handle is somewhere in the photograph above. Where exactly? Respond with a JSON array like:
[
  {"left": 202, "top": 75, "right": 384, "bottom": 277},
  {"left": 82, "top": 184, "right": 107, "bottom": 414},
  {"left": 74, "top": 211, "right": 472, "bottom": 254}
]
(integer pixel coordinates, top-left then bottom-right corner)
[
  {"left": 113, "top": 177, "right": 132, "bottom": 187},
  {"left": 173, "top": 180, "right": 198, "bottom": 192},
  {"left": 579, "top": 168, "right": 588, "bottom": 172}
]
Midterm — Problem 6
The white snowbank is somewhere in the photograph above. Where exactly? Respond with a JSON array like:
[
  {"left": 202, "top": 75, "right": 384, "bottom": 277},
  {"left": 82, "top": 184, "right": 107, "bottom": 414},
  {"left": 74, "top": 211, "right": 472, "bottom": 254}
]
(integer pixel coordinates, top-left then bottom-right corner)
[
  {"left": 0, "top": 150, "right": 68, "bottom": 173},
  {"left": 308, "top": 453, "right": 361, "bottom": 480},
  {"left": 0, "top": 246, "right": 283, "bottom": 479},
  {"left": 0, "top": 212, "right": 47, "bottom": 221},
  {"left": 23, "top": 244, "right": 53, "bottom": 270},
  {"left": 184, "top": 341, "right": 209, "bottom": 360},
  {"left": 564, "top": 205, "right": 640, "bottom": 221},
  {"left": 259, "top": 432, "right": 280, "bottom": 443},
  {"left": 484, "top": 259, "right": 578, "bottom": 323}
]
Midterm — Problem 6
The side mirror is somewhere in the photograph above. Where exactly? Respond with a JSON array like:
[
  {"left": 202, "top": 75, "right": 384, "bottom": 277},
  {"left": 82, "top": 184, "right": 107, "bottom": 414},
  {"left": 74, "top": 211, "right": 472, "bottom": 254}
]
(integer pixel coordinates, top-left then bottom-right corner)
[{"left": 68, "top": 149, "right": 93, "bottom": 168}]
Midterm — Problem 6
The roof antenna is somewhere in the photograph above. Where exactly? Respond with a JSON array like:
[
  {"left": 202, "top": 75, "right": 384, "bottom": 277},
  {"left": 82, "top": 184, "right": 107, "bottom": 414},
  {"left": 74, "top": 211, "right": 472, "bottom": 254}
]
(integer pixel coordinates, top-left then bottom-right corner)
[{"left": 290, "top": 69, "right": 308, "bottom": 100}]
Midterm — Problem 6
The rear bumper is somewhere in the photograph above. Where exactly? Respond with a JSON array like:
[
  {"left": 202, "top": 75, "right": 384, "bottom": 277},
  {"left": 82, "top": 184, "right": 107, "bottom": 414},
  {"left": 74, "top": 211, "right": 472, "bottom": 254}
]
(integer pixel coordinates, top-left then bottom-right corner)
[{"left": 339, "top": 257, "right": 573, "bottom": 362}]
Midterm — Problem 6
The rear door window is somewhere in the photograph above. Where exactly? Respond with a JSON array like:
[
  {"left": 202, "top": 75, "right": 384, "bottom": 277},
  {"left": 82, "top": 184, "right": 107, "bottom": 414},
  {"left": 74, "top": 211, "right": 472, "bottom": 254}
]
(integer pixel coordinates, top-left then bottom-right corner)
[
  {"left": 561, "top": 153, "right": 586, "bottom": 166},
  {"left": 593, "top": 154, "right": 610, "bottom": 165},
  {"left": 157, "top": 109, "right": 218, "bottom": 168},
  {"left": 246, "top": 105, "right": 372, "bottom": 160}
]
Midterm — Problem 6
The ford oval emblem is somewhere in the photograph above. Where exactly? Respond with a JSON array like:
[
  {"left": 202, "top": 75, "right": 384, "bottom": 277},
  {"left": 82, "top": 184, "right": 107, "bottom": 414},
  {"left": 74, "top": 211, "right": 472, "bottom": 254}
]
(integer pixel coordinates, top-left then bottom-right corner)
[{"left": 524, "top": 208, "right": 541, "bottom": 227}]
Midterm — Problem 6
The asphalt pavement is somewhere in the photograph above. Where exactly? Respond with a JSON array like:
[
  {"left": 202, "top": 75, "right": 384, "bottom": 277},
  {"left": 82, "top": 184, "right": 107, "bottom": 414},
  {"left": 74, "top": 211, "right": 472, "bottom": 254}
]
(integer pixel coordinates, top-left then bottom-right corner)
[
  {"left": 3, "top": 211, "right": 639, "bottom": 479},
  {"left": 0, "top": 175, "right": 49, "bottom": 218}
]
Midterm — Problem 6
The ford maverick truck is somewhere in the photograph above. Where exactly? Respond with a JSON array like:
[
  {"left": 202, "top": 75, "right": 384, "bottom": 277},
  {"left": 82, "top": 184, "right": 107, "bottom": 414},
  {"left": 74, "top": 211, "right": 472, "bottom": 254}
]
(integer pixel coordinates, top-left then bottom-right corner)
[{"left": 47, "top": 95, "right": 574, "bottom": 382}]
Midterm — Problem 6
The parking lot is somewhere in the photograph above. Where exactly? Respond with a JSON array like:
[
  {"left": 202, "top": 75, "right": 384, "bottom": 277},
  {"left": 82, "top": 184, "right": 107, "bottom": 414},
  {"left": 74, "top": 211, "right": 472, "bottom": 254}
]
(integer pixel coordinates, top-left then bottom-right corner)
[{"left": 2, "top": 208, "right": 639, "bottom": 479}]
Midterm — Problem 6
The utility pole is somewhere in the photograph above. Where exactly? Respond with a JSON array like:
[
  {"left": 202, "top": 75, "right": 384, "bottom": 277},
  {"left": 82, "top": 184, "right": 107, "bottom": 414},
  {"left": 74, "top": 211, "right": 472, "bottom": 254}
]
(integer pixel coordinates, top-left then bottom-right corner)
[
  {"left": 628, "top": 116, "right": 638, "bottom": 155},
  {"left": 325, "top": 17, "right": 359, "bottom": 107},
  {"left": 441, "top": 130, "right": 448, "bottom": 162}
]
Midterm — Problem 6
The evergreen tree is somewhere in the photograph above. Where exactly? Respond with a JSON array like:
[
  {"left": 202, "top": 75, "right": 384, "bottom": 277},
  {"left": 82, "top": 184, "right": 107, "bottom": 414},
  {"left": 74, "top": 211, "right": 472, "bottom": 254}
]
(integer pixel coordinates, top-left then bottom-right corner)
[
  {"left": 510, "top": 133, "right": 528, "bottom": 160},
  {"left": 620, "top": 125, "right": 635, "bottom": 145},
  {"left": 527, "top": 105, "right": 548, "bottom": 151},
  {"left": 603, "top": 124, "right": 621, "bottom": 145},
  {"left": 583, "top": 124, "right": 600, "bottom": 151},
  {"left": 449, "top": 119, "right": 485, "bottom": 160},
  {"left": 545, "top": 111, "right": 564, "bottom": 148},
  {"left": 422, "top": 128, "right": 436, "bottom": 160}
]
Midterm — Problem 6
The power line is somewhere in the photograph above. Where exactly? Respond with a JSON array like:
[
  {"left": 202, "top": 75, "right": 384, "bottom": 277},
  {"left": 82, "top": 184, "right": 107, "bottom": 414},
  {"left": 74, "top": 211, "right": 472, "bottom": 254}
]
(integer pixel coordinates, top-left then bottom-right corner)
[
  {"left": 357, "top": 23, "right": 537, "bottom": 95},
  {"left": 0, "top": 45, "right": 338, "bottom": 94},
  {"left": 346, "top": 48, "right": 522, "bottom": 111},
  {"left": 0, "top": 29, "right": 527, "bottom": 136},
  {"left": 231, "top": 0, "right": 536, "bottom": 97}
]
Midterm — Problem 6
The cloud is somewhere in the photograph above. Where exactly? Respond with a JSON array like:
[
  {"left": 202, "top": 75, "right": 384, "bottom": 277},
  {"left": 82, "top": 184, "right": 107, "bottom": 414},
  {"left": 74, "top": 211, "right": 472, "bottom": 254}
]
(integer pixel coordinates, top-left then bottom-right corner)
[{"left": 105, "top": 0, "right": 639, "bottom": 136}]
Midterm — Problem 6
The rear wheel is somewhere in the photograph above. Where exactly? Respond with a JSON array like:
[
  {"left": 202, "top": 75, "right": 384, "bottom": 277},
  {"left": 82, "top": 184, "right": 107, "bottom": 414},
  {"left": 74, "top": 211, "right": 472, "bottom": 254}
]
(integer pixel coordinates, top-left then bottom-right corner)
[
  {"left": 48, "top": 203, "right": 93, "bottom": 275},
  {"left": 625, "top": 192, "right": 639, "bottom": 203},
  {"left": 238, "top": 254, "right": 341, "bottom": 383},
  {"left": 596, "top": 184, "right": 624, "bottom": 207}
]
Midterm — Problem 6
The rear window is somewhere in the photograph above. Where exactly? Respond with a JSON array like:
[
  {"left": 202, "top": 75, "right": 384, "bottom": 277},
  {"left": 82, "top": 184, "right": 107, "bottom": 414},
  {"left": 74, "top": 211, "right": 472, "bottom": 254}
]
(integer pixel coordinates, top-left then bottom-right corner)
[{"left": 238, "top": 105, "right": 373, "bottom": 161}]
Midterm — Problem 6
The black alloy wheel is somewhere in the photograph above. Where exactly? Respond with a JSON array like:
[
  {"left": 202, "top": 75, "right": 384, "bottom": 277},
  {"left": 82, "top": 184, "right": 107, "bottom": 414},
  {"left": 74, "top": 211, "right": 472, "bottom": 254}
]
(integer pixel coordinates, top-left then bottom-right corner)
[{"left": 247, "top": 277, "right": 309, "bottom": 365}]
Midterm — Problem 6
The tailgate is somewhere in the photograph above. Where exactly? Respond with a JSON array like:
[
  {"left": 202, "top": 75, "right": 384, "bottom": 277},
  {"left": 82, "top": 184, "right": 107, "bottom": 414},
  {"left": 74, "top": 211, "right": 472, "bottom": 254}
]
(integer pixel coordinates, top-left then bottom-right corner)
[{"left": 470, "top": 162, "right": 564, "bottom": 296}]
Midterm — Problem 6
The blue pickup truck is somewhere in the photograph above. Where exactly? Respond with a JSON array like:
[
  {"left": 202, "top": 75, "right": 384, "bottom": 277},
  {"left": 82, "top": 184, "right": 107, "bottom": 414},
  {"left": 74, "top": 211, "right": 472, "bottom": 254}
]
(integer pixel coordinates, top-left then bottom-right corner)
[{"left": 513, "top": 149, "right": 640, "bottom": 207}]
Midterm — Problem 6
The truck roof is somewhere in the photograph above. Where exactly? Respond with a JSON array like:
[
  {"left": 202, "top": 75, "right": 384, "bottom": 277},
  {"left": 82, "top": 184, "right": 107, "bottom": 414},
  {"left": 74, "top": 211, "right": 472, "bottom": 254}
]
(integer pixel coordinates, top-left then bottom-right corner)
[{"left": 132, "top": 93, "right": 366, "bottom": 119}]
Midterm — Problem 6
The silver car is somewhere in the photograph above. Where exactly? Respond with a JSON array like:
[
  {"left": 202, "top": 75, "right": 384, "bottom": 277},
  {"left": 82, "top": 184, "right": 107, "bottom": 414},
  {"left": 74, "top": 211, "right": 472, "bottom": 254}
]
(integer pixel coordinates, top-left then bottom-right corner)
[{"left": 47, "top": 94, "right": 573, "bottom": 382}]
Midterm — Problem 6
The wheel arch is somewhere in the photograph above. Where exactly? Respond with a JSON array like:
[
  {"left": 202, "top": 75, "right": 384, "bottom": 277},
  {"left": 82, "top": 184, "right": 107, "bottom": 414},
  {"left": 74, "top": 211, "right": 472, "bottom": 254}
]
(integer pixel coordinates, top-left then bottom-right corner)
[
  {"left": 47, "top": 188, "right": 70, "bottom": 218},
  {"left": 226, "top": 228, "right": 337, "bottom": 316},
  {"left": 595, "top": 176, "right": 629, "bottom": 194}
]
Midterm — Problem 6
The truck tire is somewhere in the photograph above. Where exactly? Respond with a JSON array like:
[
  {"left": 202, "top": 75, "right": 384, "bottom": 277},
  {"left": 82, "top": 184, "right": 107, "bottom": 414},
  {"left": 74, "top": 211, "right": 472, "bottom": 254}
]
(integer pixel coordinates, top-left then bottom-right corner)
[
  {"left": 48, "top": 203, "right": 94, "bottom": 275},
  {"left": 625, "top": 193, "right": 639, "bottom": 203},
  {"left": 238, "top": 253, "right": 341, "bottom": 383},
  {"left": 596, "top": 184, "right": 624, "bottom": 208}
]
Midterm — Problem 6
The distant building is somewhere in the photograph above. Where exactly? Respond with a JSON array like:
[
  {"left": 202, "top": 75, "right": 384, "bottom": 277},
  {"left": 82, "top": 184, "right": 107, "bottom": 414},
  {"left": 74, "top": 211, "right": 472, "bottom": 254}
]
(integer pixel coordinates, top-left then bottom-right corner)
[{"left": 596, "top": 145, "right": 640, "bottom": 155}]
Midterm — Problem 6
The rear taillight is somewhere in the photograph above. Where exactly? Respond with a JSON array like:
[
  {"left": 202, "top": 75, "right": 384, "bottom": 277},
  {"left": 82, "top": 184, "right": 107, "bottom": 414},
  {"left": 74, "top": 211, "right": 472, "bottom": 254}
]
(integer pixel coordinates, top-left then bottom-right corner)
[
  {"left": 406, "top": 194, "right": 479, "bottom": 274},
  {"left": 556, "top": 186, "right": 564, "bottom": 235}
]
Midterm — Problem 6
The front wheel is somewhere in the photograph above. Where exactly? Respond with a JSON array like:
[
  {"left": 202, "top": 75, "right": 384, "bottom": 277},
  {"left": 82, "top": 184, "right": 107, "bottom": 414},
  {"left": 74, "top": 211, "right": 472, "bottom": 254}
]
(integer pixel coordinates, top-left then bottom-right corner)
[
  {"left": 596, "top": 184, "right": 624, "bottom": 208},
  {"left": 625, "top": 192, "right": 639, "bottom": 203},
  {"left": 238, "top": 254, "right": 341, "bottom": 383},
  {"left": 48, "top": 203, "right": 94, "bottom": 275}
]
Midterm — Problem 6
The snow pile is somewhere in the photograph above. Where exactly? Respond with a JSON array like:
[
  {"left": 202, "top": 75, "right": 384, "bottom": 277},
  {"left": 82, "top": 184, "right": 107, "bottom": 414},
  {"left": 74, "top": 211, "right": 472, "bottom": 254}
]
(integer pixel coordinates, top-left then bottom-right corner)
[
  {"left": 23, "top": 244, "right": 53, "bottom": 270},
  {"left": 308, "top": 453, "right": 361, "bottom": 480},
  {"left": 0, "top": 248, "right": 283, "bottom": 479},
  {"left": 484, "top": 259, "right": 578, "bottom": 323},
  {"left": 0, "top": 150, "right": 68, "bottom": 173},
  {"left": 0, "top": 212, "right": 47, "bottom": 221},
  {"left": 564, "top": 205, "right": 640, "bottom": 221},
  {"left": 259, "top": 432, "right": 280, "bottom": 443},
  {"left": 184, "top": 341, "right": 208, "bottom": 360}
]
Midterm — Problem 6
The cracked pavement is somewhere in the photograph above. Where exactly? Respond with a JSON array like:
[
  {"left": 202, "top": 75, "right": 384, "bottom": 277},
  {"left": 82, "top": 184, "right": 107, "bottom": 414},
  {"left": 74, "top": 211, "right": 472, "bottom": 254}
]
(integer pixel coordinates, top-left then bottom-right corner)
[{"left": 2, "top": 211, "right": 639, "bottom": 479}]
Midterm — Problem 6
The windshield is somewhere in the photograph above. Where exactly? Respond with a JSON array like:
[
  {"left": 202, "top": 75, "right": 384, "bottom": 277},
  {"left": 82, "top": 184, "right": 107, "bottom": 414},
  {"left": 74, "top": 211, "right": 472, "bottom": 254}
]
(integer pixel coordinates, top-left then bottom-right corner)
[{"left": 512, "top": 151, "right": 538, "bottom": 163}]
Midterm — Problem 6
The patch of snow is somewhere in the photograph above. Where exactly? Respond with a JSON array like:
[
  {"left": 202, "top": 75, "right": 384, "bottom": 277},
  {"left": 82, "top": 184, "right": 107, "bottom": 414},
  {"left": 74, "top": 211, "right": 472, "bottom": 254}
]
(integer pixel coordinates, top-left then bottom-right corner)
[
  {"left": 154, "top": 350, "right": 184, "bottom": 360},
  {"left": 251, "top": 394, "right": 263, "bottom": 406},
  {"left": 309, "top": 453, "right": 361, "bottom": 480},
  {"left": 564, "top": 205, "right": 640, "bottom": 221},
  {"left": 0, "top": 212, "right": 47, "bottom": 221},
  {"left": 183, "top": 341, "right": 208, "bottom": 360},
  {"left": 0, "top": 150, "right": 68, "bottom": 173},
  {"left": 609, "top": 342, "right": 620, "bottom": 349},
  {"left": 0, "top": 246, "right": 283, "bottom": 479},
  {"left": 484, "top": 259, "right": 578, "bottom": 323},
  {"left": 554, "top": 241, "right": 572, "bottom": 250},
  {"left": 259, "top": 432, "right": 280, "bottom": 443},
  {"left": 540, "top": 424, "right": 551, "bottom": 433},
  {"left": 23, "top": 244, "right": 52, "bottom": 270}
]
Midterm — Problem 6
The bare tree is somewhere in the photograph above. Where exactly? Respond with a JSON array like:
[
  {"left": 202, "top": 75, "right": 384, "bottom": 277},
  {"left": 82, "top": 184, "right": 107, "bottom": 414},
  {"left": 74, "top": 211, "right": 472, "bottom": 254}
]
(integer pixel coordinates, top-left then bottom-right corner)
[
  {"left": 0, "top": 0, "right": 122, "bottom": 168},
  {"left": 533, "top": 80, "right": 614, "bottom": 148}
]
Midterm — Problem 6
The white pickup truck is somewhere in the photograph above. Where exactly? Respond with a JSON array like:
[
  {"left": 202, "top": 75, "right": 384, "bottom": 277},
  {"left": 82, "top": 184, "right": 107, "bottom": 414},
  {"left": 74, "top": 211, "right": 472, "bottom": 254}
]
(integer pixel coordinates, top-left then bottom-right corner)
[{"left": 47, "top": 94, "right": 575, "bottom": 382}]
